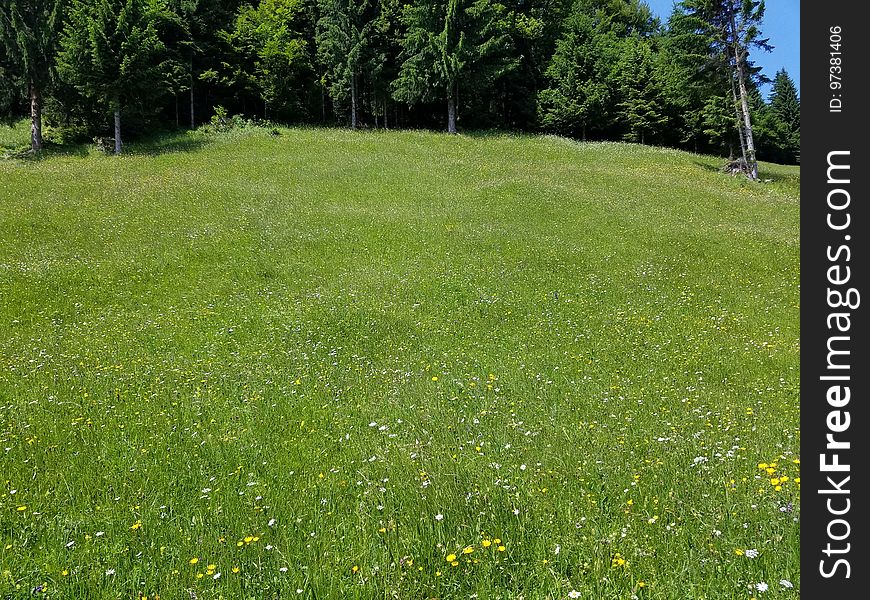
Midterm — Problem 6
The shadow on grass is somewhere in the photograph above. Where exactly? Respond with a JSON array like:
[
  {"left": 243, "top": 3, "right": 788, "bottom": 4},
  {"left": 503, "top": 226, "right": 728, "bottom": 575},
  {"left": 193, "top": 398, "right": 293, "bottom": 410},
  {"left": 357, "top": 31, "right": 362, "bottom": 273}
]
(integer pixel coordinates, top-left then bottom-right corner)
[
  {"left": 124, "top": 131, "right": 214, "bottom": 156},
  {"left": 2, "top": 129, "right": 215, "bottom": 161}
]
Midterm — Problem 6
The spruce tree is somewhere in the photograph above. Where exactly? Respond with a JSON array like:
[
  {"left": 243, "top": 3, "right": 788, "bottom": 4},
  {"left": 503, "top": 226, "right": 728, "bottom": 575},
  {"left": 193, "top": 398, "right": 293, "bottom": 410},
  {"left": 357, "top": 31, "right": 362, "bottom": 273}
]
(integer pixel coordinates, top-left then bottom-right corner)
[
  {"left": 58, "top": 0, "right": 168, "bottom": 154},
  {"left": 392, "top": 0, "right": 514, "bottom": 134},
  {"left": 0, "top": 0, "right": 64, "bottom": 151}
]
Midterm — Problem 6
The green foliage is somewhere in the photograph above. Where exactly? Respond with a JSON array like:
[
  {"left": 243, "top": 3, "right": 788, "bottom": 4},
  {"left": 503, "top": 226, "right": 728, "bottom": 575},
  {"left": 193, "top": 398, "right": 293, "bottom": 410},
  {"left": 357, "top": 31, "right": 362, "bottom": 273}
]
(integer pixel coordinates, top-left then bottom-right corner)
[
  {"left": 212, "top": 0, "right": 312, "bottom": 120},
  {"left": 614, "top": 36, "right": 668, "bottom": 144},
  {"left": 0, "top": 0, "right": 797, "bottom": 161},
  {"left": 537, "top": 0, "right": 656, "bottom": 140},
  {"left": 392, "top": 0, "right": 515, "bottom": 130},
  {"left": 316, "top": 0, "right": 379, "bottom": 126},
  {"left": 57, "top": 0, "right": 169, "bottom": 112}
]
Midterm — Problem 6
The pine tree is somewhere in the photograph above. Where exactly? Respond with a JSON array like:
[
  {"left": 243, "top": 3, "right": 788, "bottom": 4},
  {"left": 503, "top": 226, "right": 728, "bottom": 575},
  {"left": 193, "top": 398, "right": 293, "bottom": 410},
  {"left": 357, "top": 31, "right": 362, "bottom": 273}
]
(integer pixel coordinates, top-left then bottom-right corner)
[{"left": 0, "top": 0, "right": 64, "bottom": 151}]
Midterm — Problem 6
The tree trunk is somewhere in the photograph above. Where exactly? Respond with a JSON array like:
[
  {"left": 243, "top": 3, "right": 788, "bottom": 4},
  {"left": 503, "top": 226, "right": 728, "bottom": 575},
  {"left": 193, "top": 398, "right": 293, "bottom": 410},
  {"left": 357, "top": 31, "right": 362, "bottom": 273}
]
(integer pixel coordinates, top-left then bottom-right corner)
[
  {"left": 190, "top": 83, "right": 195, "bottom": 129},
  {"left": 729, "top": 62, "right": 747, "bottom": 168},
  {"left": 447, "top": 85, "right": 457, "bottom": 134},
  {"left": 729, "top": 10, "right": 758, "bottom": 180},
  {"left": 384, "top": 100, "right": 388, "bottom": 130},
  {"left": 114, "top": 101, "right": 122, "bottom": 155},
  {"left": 734, "top": 55, "right": 758, "bottom": 179},
  {"left": 29, "top": 81, "right": 42, "bottom": 152},
  {"left": 374, "top": 89, "right": 378, "bottom": 129},
  {"left": 175, "top": 94, "right": 179, "bottom": 128},
  {"left": 351, "top": 74, "right": 358, "bottom": 130}
]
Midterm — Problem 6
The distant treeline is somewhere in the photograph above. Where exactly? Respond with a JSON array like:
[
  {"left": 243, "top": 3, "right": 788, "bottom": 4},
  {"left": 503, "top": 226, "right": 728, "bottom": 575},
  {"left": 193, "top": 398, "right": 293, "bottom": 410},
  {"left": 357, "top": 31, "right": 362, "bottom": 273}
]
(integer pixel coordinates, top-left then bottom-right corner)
[{"left": 1, "top": 0, "right": 799, "bottom": 163}]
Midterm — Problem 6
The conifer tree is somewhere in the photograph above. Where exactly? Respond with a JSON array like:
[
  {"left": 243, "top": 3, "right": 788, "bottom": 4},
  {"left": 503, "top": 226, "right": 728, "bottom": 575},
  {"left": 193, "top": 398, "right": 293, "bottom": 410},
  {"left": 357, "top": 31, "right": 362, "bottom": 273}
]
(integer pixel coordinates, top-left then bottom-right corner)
[{"left": 0, "top": 0, "right": 64, "bottom": 151}]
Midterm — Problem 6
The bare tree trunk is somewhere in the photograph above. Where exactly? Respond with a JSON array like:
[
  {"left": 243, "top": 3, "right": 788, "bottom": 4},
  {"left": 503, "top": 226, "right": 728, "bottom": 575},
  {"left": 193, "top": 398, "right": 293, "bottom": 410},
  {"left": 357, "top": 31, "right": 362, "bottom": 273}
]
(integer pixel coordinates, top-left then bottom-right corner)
[
  {"left": 374, "top": 88, "right": 378, "bottom": 129},
  {"left": 734, "top": 55, "right": 757, "bottom": 179},
  {"left": 114, "top": 100, "right": 122, "bottom": 155},
  {"left": 351, "top": 74, "right": 358, "bottom": 130},
  {"left": 384, "top": 100, "right": 388, "bottom": 130},
  {"left": 447, "top": 84, "right": 457, "bottom": 134},
  {"left": 175, "top": 94, "right": 179, "bottom": 128},
  {"left": 29, "top": 80, "right": 42, "bottom": 152},
  {"left": 190, "top": 83, "right": 195, "bottom": 129},
  {"left": 729, "top": 59, "right": 747, "bottom": 167},
  {"left": 729, "top": 10, "right": 757, "bottom": 180}
]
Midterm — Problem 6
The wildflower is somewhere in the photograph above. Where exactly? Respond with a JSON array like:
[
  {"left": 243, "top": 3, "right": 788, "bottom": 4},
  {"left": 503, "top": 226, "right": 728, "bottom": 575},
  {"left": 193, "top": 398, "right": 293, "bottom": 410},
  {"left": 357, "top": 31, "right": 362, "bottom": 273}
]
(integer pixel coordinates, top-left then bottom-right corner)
[
  {"left": 130, "top": 520, "right": 142, "bottom": 531},
  {"left": 497, "top": 545, "right": 506, "bottom": 552},
  {"left": 435, "top": 513, "right": 444, "bottom": 521},
  {"left": 268, "top": 519, "right": 277, "bottom": 527},
  {"left": 232, "top": 566, "right": 240, "bottom": 574},
  {"left": 352, "top": 565, "right": 359, "bottom": 574},
  {"left": 189, "top": 558, "right": 199, "bottom": 565},
  {"left": 105, "top": 569, "right": 115, "bottom": 576},
  {"left": 637, "top": 581, "right": 645, "bottom": 588},
  {"left": 16, "top": 506, "right": 26, "bottom": 512},
  {"left": 279, "top": 567, "right": 288, "bottom": 573},
  {"left": 744, "top": 549, "right": 759, "bottom": 558},
  {"left": 206, "top": 564, "right": 216, "bottom": 572},
  {"left": 734, "top": 548, "right": 744, "bottom": 556},
  {"left": 779, "top": 580, "right": 793, "bottom": 588},
  {"left": 568, "top": 591, "right": 581, "bottom": 599},
  {"left": 212, "top": 572, "right": 221, "bottom": 580},
  {"left": 446, "top": 554, "right": 457, "bottom": 562},
  {"left": 482, "top": 539, "right": 492, "bottom": 548},
  {"left": 755, "top": 582, "right": 768, "bottom": 593},
  {"left": 462, "top": 546, "right": 474, "bottom": 554}
]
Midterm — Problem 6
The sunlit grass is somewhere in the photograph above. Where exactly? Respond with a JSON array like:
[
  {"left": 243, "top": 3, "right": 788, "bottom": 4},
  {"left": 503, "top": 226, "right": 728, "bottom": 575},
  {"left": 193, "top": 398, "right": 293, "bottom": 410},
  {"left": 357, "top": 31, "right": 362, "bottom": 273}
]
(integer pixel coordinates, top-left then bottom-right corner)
[{"left": 0, "top": 125, "right": 799, "bottom": 599}]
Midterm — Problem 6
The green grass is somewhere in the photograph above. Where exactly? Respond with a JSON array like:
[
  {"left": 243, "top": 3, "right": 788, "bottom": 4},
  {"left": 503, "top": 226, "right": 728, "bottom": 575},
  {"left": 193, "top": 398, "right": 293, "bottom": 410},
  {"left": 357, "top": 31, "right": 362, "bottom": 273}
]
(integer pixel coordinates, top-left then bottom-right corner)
[{"left": 0, "top": 125, "right": 799, "bottom": 599}]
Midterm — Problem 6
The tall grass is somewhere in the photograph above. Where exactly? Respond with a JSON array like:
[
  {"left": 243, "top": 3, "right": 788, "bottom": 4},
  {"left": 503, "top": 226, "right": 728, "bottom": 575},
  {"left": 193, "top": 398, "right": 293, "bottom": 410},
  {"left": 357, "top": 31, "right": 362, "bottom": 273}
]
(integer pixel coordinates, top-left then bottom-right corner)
[{"left": 0, "top": 127, "right": 800, "bottom": 599}]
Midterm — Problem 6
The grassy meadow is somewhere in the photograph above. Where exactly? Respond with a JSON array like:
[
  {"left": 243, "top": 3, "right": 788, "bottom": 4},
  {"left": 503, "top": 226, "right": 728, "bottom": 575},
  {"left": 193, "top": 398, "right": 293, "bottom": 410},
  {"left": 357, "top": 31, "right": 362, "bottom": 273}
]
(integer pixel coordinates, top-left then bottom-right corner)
[{"left": 0, "top": 125, "right": 799, "bottom": 599}]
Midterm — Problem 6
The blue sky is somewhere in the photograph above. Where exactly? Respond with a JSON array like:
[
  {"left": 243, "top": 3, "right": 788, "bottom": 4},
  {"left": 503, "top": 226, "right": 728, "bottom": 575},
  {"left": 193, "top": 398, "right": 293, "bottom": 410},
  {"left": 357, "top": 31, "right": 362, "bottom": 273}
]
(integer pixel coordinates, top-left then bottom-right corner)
[{"left": 644, "top": 0, "right": 800, "bottom": 98}]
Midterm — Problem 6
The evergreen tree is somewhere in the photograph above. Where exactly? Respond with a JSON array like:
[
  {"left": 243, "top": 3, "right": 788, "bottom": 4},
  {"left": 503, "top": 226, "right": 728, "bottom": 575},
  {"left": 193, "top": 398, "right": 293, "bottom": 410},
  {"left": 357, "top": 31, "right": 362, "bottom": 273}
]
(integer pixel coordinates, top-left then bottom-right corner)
[
  {"left": 0, "top": 0, "right": 64, "bottom": 151},
  {"left": 316, "top": 0, "right": 378, "bottom": 129},
  {"left": 58, "top": 0, "right": 169, "bottom": 154},
  {"left": 768, "top": 67, "right": 798, "bottom": 161},
  {"left": 614, "top": 36, "right": 668, "bottom": 144},
  {"left": 537, "top": 0, "right": 655, "bottom": 140},
  {"left": 680, "top": 0, "right": 771, "bottom": 179},
  {"left": 392, "top": 0, "right": 514, "bottom": 134}
]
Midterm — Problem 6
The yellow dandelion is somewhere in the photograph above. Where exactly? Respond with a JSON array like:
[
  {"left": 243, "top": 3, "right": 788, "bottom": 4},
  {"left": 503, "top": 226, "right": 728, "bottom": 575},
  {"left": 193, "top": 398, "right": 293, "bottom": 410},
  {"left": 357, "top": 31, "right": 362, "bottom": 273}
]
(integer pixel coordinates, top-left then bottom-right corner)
[
  {"left": 16, "top": 506, "right": 26, "bottom": 512},
  {"left": 130, "top": 520, "right": 142, "bottom": 531},
  {"left": 431, "top": 376, "right": 438, "bottom": 381},
  {"left": 236, "top": 541, "right": 244, "bottom": 547},
  {"left": 497, "top": 545, "right": 506, "bottom": 552},
  {"left": 462, "top": 546, "right": 474, "bottom": 554},
  {"left": 244, "top": 536, "right": 254, "bottom": 544},
  {"left": 189, "top": 558, "right": 199, "bottom": 565},
  {"left": 446, "top": 554, "right": 457, "bottom": 562},
  {"left": 482, "top": 539, "right": 492, "bottom": 548},
  {"left": 451, "top": 561, "right": 459, "bottom": 567},
  {"left": 352, "top": 565, "right": 359, "bottom": 574},
  {"left": 232, "top": 566, "right": 240, "bottom": 574}
]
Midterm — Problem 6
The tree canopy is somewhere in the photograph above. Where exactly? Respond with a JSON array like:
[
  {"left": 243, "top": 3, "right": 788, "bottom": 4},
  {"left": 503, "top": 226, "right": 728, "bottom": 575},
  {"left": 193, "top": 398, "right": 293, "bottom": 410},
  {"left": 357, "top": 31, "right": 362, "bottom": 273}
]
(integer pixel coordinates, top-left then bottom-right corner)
[{"left": 0, "top": 0, "right": 797, "bottom": 165}]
